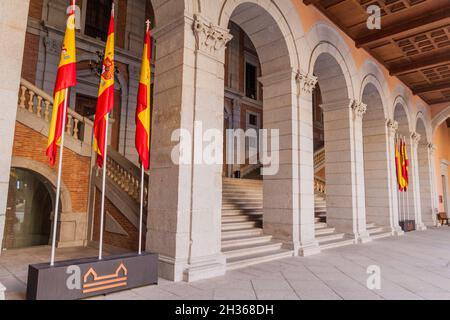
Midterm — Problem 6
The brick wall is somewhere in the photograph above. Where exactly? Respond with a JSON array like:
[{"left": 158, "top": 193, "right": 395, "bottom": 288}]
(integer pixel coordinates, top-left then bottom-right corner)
[
  {"left": 92, "top": 189, "right": 145, "bottom": 251},
  {"left": 21, "top": 32, "right": 40, "bottom": 84},
  {"left": 28, "top": 0, "right": 43, "bottom": 20},
  {"left": 12, "top": 122, "right": 90, "bottom": 213}
]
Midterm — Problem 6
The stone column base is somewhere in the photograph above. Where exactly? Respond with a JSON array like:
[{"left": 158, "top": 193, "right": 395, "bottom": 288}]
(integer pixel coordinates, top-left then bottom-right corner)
[
  {"left": 391, "top": 226, "right": 405, "bottom": 236},
  {"left": 159, "top": 254, "right": 226, "bottom": 283},
  {"left": 357, "top": 232, "right": 372, "bottom": 244},
  {"left": 0, "top": 282, "right": 5, "bottom": 300},
  {"left": 298, "top": 241, "right": 321, "bottom": 256},
  {"left": 416, "top": 223, "right": 427, "bottom": 231}
]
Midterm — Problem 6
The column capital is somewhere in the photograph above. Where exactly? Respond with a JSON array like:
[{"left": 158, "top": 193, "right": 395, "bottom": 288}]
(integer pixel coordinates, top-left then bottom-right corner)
[
  {"left": 386, "top": 119, "right": 399, "bottom": 135},
  {"left": 410, "top": 131, "right": 421, "bottom": 146},
  {"left": 296, "top": 70, "right": 318, "bottom": 94},
  {"left": 193, "top": 14, "right": 233, "bottom": 57},
  {"left": 428, "top": 143, "right": 437, "bottom": 154},
  {"left": 351, "top": 100, "right": 367, "bottom": 119}
]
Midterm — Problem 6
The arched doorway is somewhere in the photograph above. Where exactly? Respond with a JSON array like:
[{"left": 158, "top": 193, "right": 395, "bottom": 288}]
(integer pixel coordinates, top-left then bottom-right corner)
[{"left": 2, "top": 168, "right": 55, "bottom": 250}]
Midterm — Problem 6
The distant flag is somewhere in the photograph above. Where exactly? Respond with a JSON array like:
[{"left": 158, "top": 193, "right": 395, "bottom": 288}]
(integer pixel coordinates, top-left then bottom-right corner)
[
  {"left": 46, "top": 0, "right": 77, "bottom": 165},
  {"left": 135, "top": 21, "right": 152, "bottom": 170},
  {"left": 395, "top": 137, "right": 403, "bottom": 191},
  {"left": 93, "top": 6, "right": 115, "bottom": 168},
  {"left": 401, "top": 137, "right": 409, "bottom": 191}
]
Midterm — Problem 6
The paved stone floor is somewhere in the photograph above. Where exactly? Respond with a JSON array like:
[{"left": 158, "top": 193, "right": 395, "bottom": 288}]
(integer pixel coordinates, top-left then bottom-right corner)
[{"left": 2, "top": 227, "right": 450, "bottom": 300}]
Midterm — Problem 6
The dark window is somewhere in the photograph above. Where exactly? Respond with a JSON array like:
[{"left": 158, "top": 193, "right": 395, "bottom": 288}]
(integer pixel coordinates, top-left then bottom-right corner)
[
  {"left": 249, "top": 114, "right": 257, "bottom": 126},
  {"left": 85, "top": 0, "right": 113, "bottom": 41},
  {"left": 245, "top": 63, "right": 257, "bottom": 100}
]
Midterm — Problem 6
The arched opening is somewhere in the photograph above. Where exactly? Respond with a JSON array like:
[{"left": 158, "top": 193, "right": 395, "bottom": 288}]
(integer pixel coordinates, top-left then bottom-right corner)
[
  {"left": 219, "top": 1, "right": 298, "bottom": 264},
  {"left": 361, "top": 82, "right": 392, "bottom": 235},
  {"left": 312, "top": 51, "right": 366, "bottom": 242},
  {"left": 2, "top": 168, "right": 56, "bottom": 250},
  {"left": 416, "top": 118, "right": 433, "bottom": 226},
  {"left": 393, "top": 102, "right": 415, "bottom": 228}
]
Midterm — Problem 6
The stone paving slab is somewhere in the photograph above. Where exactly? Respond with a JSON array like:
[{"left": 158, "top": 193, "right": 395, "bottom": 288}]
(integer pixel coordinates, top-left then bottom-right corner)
[{"left": 1, "top": 228, "right": 450, "bottom": 300}]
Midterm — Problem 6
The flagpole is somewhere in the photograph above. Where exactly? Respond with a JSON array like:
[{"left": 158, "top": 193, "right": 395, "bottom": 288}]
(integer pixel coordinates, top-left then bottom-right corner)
[
  {"left": 139, "top": 165, "right": 145, "bottom": 255},
  {"left": 98, "top": 115, "right": 109, "bottom": 260},
  {"left": 50, "top": 88, "right": 69, "bottom": 266}
]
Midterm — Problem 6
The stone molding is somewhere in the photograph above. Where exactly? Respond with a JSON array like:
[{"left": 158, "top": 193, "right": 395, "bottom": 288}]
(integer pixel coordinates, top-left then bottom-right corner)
[
  {"left": 428, "top": 143, "right": 437, "bottom": 155},
  {"left": 351, "top": 100, "right": 367, "bottom": 119},
  {"left": 296, "top": 70, "right": 318, "bottom": 94},
  {"left": 193, "top": 14, "right": 233, "bottom": 56},
  {"left": 44, "top": 36, "right": 62, "bottom": 55}
]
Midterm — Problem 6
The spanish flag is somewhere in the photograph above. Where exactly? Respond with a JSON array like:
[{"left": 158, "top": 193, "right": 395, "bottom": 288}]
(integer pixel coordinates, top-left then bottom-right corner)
[
  {"left": 395, "top": 137, "right": 403, "bottom": 191},
  {"left": 401, "top": 137, "right": 409, "bottom": 191},
  {"left": 135, "top": 23, "right": 152, "bottom": 170},
  {"left": 93, "top": 6, "right": 115, "bottom": 168},
  {"left": 46, "top": 0, "right": 77, "bottom": 165}
]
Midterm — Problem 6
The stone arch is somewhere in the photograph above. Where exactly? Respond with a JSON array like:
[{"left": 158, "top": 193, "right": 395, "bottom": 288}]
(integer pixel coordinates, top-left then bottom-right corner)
[
  {"left": 392, "top": 96, "right": 412, "bottom": 133},
  {"left": 432, "top": 106, "right": 450, "bottom": 135},
  {"left": 416, "top": 115, "right": 434, "bottom": 226},
  {"left": 306, "top": 22, "right": 358, "bottom": 102},
  {"left": 218, "top": 0, "right": 299, "bottom": 75},
  {"left": 358, "top": 60, "right": 390, "bottom": 118},
  {"left": 217, "top": 0, "right": 303, "bottom": 251},
  {"left": 361, "top": 81, "right": 392, "bottom": 230},
  {"left": 10, "top": 156, "right": 73, "bottom": 213}
]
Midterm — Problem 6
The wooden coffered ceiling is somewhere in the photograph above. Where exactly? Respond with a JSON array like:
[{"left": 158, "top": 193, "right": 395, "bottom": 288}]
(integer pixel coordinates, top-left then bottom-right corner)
[{"left": 304, "top": 0, "right": 450, "bottom": 106}]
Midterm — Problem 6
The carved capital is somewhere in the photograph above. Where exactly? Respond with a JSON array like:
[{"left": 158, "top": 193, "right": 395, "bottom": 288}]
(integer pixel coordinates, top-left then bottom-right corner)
[
  {"left": 351, "top": 100, "right": 367, "bottom": 119},
  {"left": 193, "top": 14, "right": 233, "bottom": 56},
  {"left": 428, "top": 143, "right": 437, "bottom": 155},
  {"left": 296, "top": 70, "right": 318, "bottom": 94},
  {"left": 410, "top": 131, "right": 421, "bottom": 146},
  {"left": 386, "top": 119, "right": 399, "bottom": 135}
]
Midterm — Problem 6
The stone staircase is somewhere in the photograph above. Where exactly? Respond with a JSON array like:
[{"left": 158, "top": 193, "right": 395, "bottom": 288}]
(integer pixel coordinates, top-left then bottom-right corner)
[{"left": 221, "top": 178, "right": 293, "bottom": 270}]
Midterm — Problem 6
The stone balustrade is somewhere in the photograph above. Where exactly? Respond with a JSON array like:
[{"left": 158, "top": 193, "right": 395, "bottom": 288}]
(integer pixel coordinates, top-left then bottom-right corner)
[
  {"left": 18, "top": 78, "right": 93, "bottom": 145},
  {"left": 104, "top": 148, "right": 149, "bottom": 208},
  {"left": 314, "top": 147, "right": 325, "bottom": 169},
  {"left": 314, "top": 177, "right": 326, "bottom": 195}
]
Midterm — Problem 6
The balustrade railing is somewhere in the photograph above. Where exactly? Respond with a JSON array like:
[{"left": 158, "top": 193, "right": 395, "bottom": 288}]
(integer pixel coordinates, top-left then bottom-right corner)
[
  {"left": 104, "top": 149, "right": 149, "bottom": 208},
  {"left": 314, "top": 177, "right": 326, "bottom": 195},
  {"left": 18, "top": 78, "right": 93, "bottom": 145},
  {"left": 314, "top": 147, "right": 325, "bottom": 170}
]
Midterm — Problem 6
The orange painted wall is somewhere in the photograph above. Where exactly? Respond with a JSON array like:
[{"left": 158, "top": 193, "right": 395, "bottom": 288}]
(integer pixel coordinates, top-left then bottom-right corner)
[{"left": 433, "top": 122, "right": 450, "bottom": 212}]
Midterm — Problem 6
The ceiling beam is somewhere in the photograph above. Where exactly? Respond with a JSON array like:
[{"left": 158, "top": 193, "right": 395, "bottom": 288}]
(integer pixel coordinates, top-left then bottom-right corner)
[
  {"left": 428, "top": 98, "right": 450, "bottom": 105},
  {"left": 355, "top": 8, "right": 450, "bottom": 48},
  {"left": 413, "top": 81, "right": 450, "bottom": 95},
  {"left": 303, "top": 0, "right": 320, "bottom": 5},
  {"left": 390, "top": 52, "right": 450, "bottom": 76}
]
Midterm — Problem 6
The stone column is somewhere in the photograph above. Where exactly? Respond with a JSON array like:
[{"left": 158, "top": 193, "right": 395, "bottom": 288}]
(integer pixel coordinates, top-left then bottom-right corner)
[
  {"left": 386, "top": 119, "right": 403, "bottom": 235},
  {"left": 146, "top": 14, "right": 232, "bottom": 282},
  {"left": 428, "top": 143, "right": 438, "bottom": 226},
  {"left": 296, "top": 71, "right": 320, "bottom": 256},
  {"left": 321, "top": 99, "right": 370, "bottom": 242},
  {"left": 410, "top": 132, "right": 426, "bottom": 230},
  {"left": 0, "top": 0, "right": 30, "bottom": 251}
]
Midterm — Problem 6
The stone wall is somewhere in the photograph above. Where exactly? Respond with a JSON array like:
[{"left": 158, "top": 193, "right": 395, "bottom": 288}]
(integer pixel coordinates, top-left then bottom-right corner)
[{"left": 11, "top": 122, "right": 90, "bottom": 247}]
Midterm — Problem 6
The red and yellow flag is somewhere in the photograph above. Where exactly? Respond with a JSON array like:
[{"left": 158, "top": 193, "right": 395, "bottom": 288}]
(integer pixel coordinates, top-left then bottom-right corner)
[
  {"left": 401, "top": 137, "right": 409, "bottom": 191},
  {"left": 395, "top": 137, "right": 403, "bottom": 191},
  {"left": 135, "top": 23, "right": 152, "bottom": 170},
  {"left": 46, "top": 0, "right": 77, "bottom": 165},
  {"left": 93, "top": 7, "right": 115, "bottom": 168}
]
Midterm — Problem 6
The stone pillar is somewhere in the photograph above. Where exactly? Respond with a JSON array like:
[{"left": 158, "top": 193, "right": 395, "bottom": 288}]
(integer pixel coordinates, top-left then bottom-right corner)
[
  {"left": 386, "top": 119, "right": 403, "bottom": 235},
  {"left": 296, "top": 71, "right": 320, "bottom": 256},
  {"left": 410, "top": 132, "right": 426, "bottom": 230},
  {"left": 0, "top": 0, "right": 30, "bottom": 251},
  {"left": 146, "top": 14, "right": 232, "bottom": 282},
  {"left": 428, "top": 143, "right": 438, "bottom": 226},
  {"left": 259, "top": 69, "right": 301, "bottom": 254},
  {"left": 321, "top": 99, "right": 370, "bottom": 242}
]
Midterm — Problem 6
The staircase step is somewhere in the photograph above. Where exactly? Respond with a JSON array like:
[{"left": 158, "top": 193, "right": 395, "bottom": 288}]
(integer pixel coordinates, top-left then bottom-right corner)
[
  {"left": 222, "top": 221, "right": 260, "bottom": 231},
  {"left": 226, "top": 249, "right": 293, "bottom": 271},
  {"left": 319, "top": 238, "right": 355, "bottom": 250},
  {"left": 366, "top": 223, "right": 377, "bottom": 229},
  {"left": 316, "top": 233, "right": 345, "bottom": 243},
  {"left": 222, "top": 235, "right": 273, "bottom": 249},
  {"left": 370, "top": 231, "right": 392, "bottom": 240},
  {"left": 315, "top": 227, "right": 336, "bottom": 236},
  {"left": 222, "top": 228, "right": 263, "bottom": 240},
  {"left": 223, "top": 242, "right": 283, "bottom": 259},
  {"left": 222, "top": 215, "right": 262, "bottom": 223},
  {"left": 314, "top": 222, "right": 327, "bottom": 229},
  {"left": 366, "top": 226, "right": 385, "bottom": 234},
  {"left": 222, "top": 209, "right": 263, "bottom": 216}
]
